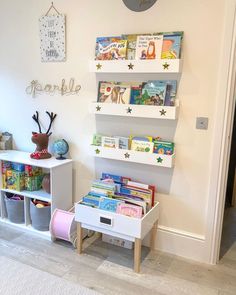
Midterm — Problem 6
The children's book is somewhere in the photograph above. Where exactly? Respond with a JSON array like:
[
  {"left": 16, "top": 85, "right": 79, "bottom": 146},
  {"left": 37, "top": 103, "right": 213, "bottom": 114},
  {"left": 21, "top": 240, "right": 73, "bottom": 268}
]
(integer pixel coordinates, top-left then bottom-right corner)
[
  {"left": 121, "top": 34, "right": 138, "bottom": 60},
  {"left": 161, "top": 33, "right": 183, "bottom": 59},
  {"left": 153, "top": 140, "right": 174, "bottom": 155},
  {"left": 131, "top": 140, "right": 154, "bottom": 153},
  {"left": 116, "top": 203, "right": 143, "bottom": 218},
  {"left": 101, "top": 173, "right": 131, "bottom": 185},
  {"left": 101, "top": 136, "right": 119, "bottom": 149},
  {"left": 141, "top": 81, "right": 167, "bottom": 106},
  {"left": 115, "top": 136, "right": 130, "bottom": 149},
  {"left": 130, "top": 84, "right": 143, "bottom": 104},
  {"left": 95, "top": 36, "right": 127, "bottom": 60},
  {"left": 99, "top": 197, "right": 122, "bottom": 212},
  {"left": 163, "top": 80, "right": 177, "bottom": 106},
  {"left": 135, "top": 35, "right": 163, "bottom": 60},
  {"left": 97, "top": 82, "right": 131, "bottom": 104}
]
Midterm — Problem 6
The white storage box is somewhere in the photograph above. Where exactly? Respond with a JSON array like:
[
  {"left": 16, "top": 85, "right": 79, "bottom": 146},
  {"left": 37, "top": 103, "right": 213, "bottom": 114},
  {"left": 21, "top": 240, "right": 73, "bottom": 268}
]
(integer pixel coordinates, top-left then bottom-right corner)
[{"left": 102, "top": 233, "right": 133, "bottom": 249}]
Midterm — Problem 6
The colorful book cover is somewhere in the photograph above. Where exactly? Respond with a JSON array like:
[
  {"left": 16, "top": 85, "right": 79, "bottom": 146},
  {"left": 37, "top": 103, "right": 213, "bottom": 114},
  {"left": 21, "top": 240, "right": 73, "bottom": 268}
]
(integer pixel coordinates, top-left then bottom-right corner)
[
  {"left": 95, "top": 36, "right": 127, "bottom": 60},
  {"left": 82, "top": 195, "right": 100, "bottom": 207},
  {"left": 115, "top": 136, "right": 130, "bottom": 149},
  {"left": 130, "top": 135, "right": 153, "bottom": 142},
  {"left": 99, "top": 197, "right": 122, "bottom": 212},
  {"left": 121, "top": 34, "right": 138, "bottom": 60},
  {"left": 130, "top": 85, "right": 143, "bottom": 104},
  {"left": 101, "top": 173, "right": 131, "bottom": 184},
  {"left": 161, "top": 34, "right": 182, "bottom": 59},
  {"left": 98, "top": 82, "right": 131, "bottom": 104},
  {"left": 135, "top": 35, "right": 163, "bottom": 60},
  {"left": 153, "top": 140, "right": 174, "bottom": 155},
  {"left": 163, "top": 80, "right": 177, "bottom": 106},
  {"left": 141, "top": 81, "right": 167, "bottom": 106},
  {"left": 131, "top": 140, "right": 154, "bottom": 153},
  {"left": 116, "top": 203, "right": 143, "bottom": 218},
  {"left": 101, "top": 136, "right": 119, "bottom": 149}
]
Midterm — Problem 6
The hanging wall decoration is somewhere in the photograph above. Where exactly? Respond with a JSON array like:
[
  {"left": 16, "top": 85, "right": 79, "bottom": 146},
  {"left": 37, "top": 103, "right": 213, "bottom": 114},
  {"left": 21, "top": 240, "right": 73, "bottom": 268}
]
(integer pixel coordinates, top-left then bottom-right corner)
[
  {"left": 122, "top": 0, "right": 157, "bottom": 12},
  {"left": 39, "top": 2, "right": 66, "bottom": 62}
]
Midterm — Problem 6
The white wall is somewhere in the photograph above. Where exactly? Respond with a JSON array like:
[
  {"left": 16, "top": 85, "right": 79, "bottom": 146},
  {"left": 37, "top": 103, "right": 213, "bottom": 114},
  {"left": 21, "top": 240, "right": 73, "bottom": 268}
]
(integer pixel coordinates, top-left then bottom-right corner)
[{"left": 0, "top": 0, "right": 227, "bottom": 261}]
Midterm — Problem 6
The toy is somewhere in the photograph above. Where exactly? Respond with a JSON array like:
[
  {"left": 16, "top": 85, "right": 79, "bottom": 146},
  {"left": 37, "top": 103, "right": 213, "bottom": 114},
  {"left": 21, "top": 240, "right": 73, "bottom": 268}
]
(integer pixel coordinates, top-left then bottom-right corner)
[
  {"left": 50, "top": 207, "right": 77, "bottom": 247},
  {"left": 30, "top": 111, "right": 57, "bottom": 160}
]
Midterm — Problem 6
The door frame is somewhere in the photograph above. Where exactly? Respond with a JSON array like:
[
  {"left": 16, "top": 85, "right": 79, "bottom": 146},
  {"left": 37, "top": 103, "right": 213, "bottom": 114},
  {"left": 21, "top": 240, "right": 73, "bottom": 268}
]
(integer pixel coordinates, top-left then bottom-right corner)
[{"left": 206, "top": 0, "right": 236, "bottom": 264}]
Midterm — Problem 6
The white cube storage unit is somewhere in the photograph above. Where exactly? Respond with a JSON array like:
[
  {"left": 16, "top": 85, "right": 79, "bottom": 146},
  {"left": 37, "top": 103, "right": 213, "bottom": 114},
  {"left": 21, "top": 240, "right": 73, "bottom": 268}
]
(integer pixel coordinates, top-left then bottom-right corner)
[
  {"left": 75, "top": 201, "right": 159, "bottom": 273},
  {"left": 0, "top": 150, "right": 72, "bottom": 239}
]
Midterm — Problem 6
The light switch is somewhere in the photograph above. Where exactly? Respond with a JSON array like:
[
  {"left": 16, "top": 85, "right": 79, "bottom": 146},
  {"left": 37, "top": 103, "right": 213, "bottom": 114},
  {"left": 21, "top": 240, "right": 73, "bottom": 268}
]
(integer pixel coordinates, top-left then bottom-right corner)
[{"left": 196, "top": 117, "right": 208, "bottom": 130}]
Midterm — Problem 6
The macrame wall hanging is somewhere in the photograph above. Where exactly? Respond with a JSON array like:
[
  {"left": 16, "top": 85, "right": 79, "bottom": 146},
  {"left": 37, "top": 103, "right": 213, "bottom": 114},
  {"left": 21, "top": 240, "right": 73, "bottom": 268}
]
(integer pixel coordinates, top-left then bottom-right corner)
[{"left": 39, "top": 2, "right": 66, "bottom": 62}]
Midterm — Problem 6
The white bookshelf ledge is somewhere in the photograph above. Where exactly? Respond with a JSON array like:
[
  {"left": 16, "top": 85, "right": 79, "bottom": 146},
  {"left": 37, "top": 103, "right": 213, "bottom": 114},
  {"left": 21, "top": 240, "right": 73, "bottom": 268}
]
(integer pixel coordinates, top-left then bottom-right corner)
[
  {"left": 90, "top": 59, "right": 182, "bottom": 73},
  {"left": 91, "top": 146, "right": 175, "bottom": 168},
  {"left": 89, "top": 102, "right": 179, "bottom": 120}
]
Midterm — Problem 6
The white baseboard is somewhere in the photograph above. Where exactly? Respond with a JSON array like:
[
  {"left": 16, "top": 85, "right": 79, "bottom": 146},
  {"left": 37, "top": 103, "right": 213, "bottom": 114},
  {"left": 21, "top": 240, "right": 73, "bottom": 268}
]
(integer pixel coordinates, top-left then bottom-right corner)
[{"left": 143, "top": 225, "right": 210, "bottom": 263}]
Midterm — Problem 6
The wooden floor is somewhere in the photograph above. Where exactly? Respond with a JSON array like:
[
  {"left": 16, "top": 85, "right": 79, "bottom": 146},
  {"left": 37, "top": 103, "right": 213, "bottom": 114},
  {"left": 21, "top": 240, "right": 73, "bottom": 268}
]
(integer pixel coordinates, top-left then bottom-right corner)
[{"left": 0, "top": 217, "right": 236, "bottom": 295}]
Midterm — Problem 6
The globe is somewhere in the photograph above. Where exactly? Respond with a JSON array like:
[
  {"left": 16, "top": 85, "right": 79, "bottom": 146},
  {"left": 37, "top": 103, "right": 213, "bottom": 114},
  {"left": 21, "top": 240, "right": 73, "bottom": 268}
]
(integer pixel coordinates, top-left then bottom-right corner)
[{"left": 53, "top": 139, "right": 69, "bottom": 160}]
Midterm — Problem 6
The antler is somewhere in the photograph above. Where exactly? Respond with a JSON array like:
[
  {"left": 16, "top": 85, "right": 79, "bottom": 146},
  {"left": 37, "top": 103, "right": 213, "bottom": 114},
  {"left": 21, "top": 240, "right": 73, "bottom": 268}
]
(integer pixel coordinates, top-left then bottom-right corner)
[
  {"left": 46, "top": 111, "right": 57, "bottom": 135},
  {"left": 32, "top": 111, "right": 42, "bottom": 133}
]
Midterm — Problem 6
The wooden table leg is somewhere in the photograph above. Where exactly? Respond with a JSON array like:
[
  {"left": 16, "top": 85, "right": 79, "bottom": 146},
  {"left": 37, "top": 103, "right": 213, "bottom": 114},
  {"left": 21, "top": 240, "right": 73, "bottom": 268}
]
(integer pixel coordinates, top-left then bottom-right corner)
[
  {"left": 77, "top": 222, "right": 83, "bottom": 254},
  {"left": 134, "top": 238, "right": 141, "bottom": 273},
  {"left": 150, "top": 220, "right": 158, "bottom": 251}
]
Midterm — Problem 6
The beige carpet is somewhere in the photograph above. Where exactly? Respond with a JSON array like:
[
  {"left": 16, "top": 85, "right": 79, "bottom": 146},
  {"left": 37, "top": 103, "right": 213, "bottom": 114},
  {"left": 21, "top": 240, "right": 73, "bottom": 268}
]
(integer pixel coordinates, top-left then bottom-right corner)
[{"left": 0, "top": 256, "right": 101, "bottom": 295}]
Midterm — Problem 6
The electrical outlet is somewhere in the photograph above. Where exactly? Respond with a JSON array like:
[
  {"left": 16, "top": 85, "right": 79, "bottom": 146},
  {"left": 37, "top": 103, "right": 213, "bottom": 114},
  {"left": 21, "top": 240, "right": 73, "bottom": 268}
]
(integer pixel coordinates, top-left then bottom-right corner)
[{"left": 196, "top": 117, "right": 209, "bottom": 130}]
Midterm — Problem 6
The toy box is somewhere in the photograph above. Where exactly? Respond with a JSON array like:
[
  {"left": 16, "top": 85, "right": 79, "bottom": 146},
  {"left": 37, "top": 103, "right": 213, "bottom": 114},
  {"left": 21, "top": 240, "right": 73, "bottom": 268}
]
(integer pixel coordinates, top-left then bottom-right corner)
[
  {"left": 6, "top": 170, "right": 25, "bottom": 191},
  {"left": 25, "top": 175, "right": 43, "bottom": 191}
]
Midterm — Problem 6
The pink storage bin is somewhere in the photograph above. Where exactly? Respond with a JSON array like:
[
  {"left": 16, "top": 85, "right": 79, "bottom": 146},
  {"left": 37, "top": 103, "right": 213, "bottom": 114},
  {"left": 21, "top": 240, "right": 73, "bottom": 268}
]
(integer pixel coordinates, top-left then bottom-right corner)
[{"left": 50, "top": 207, "right": 77, "bottom": 247}]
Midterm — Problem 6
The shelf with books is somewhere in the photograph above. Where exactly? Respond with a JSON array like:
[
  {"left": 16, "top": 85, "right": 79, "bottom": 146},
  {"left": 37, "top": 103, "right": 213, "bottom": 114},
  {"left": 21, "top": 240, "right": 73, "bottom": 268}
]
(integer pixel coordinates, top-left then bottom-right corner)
[
  {"left": 91, "top": 146, "right": 175, "bottom": 168},
  {"left": 90, "top": 59, "right": 182, "bottom": 73},
  {"left": 89, "top": 101, "right": 179, "bottom": 120}
]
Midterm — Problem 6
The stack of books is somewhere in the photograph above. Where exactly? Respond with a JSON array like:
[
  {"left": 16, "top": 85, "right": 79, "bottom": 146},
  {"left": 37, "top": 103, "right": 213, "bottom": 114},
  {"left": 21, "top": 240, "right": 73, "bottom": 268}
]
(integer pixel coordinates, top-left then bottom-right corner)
[{"left": 80, "top": 173, "right": 156, "bottom": 218}]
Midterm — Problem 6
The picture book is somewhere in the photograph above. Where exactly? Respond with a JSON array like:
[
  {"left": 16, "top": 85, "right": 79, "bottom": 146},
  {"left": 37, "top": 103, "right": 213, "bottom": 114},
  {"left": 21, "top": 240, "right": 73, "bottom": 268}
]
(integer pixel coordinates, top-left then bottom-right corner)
[
  {"left": 101, "top": 136, "right": 119, "bottom": 149},
  {"left": 131, "top": 140, "right": 154, "bottom": 153},
  {"left": 97, "top": 82, "right": 131, "bottom": 104},
  {"left": 135, "top": 35, "right": 163, "bottom": 60},
  {"left": 99, "top": 197, "right": 122, "bottom": 212},
  {"left": 121, "top": 34, "right": 138, "bottom": 60},
  {"left": 164, "top": 80, "right": 177, "bottom": 106},
  {"left": 153, "top": 140, "right": 174, "bottom": 155},
  {"left": 130, "top": 85, "right": 143, "bottom": 104},
  {"left": 141, "top": 81, "right": 167, "bottom": 106},
  {"left": 120, "top": 186, "right": 153, "bottom": 207},
  {"left": 130, "top": 135, "right": 152, "bottom": 142},
  {"left": 92, "top": 134, "right": 102, "bottom": 146},
  {"left": 115, "top": 136, "right": 130, "bottom": 149},
  {"left": 101, "top": 173, "right": 131, "bottom": 185},
  {"left": 82, "top": 195, "right": 100, "bottom": 207},
  {"left": 95, "top": 36, "right": 127, "bottom": 60},
  {"left": 116, "top": 203, "right": 143, "bottom": 218},
  {"left": 161, "top": 33, "right": 183, "bottom": 59}
]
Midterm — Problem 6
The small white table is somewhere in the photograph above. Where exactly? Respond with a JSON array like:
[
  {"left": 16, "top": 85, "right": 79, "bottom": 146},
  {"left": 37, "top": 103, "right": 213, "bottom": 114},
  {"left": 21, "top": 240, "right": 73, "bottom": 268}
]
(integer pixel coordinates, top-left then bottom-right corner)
[{"left": 75, "top": 201, "right": 159, "bottom": 273}]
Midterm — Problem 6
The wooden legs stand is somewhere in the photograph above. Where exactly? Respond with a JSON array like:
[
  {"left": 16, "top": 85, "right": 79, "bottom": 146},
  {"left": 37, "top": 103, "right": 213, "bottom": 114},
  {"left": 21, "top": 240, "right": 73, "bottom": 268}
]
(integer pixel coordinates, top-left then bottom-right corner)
[
  {"left": 134, "top": 238, "right": 141, "bottom": 273},
  {"left": 150, "top": 220, "right": 158, "bottom": 251},
  {"left": 77, "top": 222, "right": 83, "bottom": 254}
]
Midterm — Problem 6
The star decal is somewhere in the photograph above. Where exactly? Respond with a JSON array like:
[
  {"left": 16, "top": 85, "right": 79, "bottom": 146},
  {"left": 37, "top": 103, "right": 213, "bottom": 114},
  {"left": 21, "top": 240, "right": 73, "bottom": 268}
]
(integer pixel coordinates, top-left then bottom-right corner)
[
  {"left": 162, "top": 62, "right": 170, "bottom": 70},
  {"left": 96, "top": 63, "right": 102, "bottom": 70},
  {"left": 127, "top": 107, "right": 132, "bottom": 114},
  {"left": 124, "top": 152, "right": 130, "bottom": 159},
  {"left": 96, "top": 105, "right": 101, "bottom": 111},
  {"left": 160, "top": 109, "right": 167, "bottom": 116},
  {"left": 157, "top": 157, "right": 163, "bottom": 163},
  {"left": 128, "top": 63, "right": 134, "bottom": 70},
  {"left": 95, "top": 148, "right": 100, "bottom": 154}
]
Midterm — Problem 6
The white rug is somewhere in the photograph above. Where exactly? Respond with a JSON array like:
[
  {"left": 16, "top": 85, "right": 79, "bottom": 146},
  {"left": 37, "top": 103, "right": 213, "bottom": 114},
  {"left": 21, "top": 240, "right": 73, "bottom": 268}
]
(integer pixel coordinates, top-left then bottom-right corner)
[{"left": 0, "top": 256, "right": 101, "bottom": 295}]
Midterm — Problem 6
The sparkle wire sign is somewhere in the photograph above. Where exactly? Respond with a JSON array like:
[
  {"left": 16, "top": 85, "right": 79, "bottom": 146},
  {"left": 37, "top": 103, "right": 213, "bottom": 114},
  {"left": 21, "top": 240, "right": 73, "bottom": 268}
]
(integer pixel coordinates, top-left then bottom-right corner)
[{"left": 39, "top": 14, "right": 66, "bottom": 62}]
